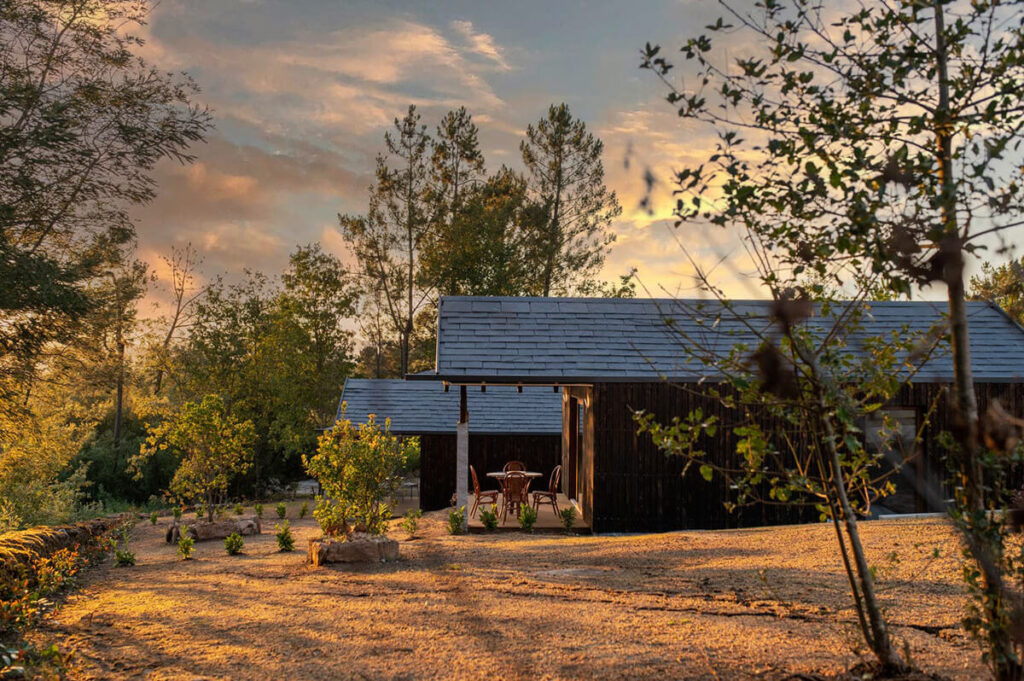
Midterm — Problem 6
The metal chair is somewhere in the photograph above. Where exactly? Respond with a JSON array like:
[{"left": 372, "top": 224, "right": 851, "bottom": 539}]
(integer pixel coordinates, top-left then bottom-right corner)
[
  {"left": 503, "top": 460, "right": 526, "bottom": 473},
  {"left": 532, "top": 465, "right": 561, "bottom": 517},
  {"left": 500, "top": 471, "right": 531, "bottom": 523},
  {"left": 470, "top": 465, "right": 499, "bottom": 518}
]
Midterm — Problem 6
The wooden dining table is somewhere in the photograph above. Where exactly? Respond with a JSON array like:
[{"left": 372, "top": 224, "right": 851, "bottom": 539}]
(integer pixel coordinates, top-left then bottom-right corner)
[{"left": 485, "top": 471, "right": 543, "bottom": 482}]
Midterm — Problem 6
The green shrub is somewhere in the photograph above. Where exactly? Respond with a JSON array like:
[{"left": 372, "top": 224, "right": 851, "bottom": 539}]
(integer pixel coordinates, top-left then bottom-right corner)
[
  {"left": 215, "top": 505, "right": 228, "bottom": 520},
  {"left": 177, "top": 534, "right": 194, "bottom": 560},
  {"left": 275, "top": 521, "right": 294, "bottom": 552},
  {"left": 173, "top": 506, "right": 182, "bottom": 520},
  {"left": 254, "top": 503, "right": 263, "bottom": 518},
  {"left": 195, "top": 505, "right": 204, "bottom": 520},
  {"left": 560, "top": 507, "right": 577, "bottom": 531},
  {"left": 299, "top": 501, "right": 308, "bottom": 519},
  {"left": 519, "top": 505, "right": 538, "bottom": 532},
  {"left": 312, "top": 497, "right": 346, "bottom": 537},
  {"left": 304, "top": 410, "right": 415, "bottom": 536},
  {"left": 447, "top": 506, "right": 466, "bottom": 535},
  {"left": 276, "top": 502, "right": 287, "bottom": 519},
  {"left": 233, "top": 503, "right": 244, "bottom": 516},
  {"left": 224, "top": 532, "right": 244, "bottom": 555},
  {"left": 149, "top": 511, "right": 159, "bottom": 525},
  {"left": 401, "top": 508, "right": 423, "bottom": 537},
  {"left": 114, "top": 548, "right": 135, "bottom": 567},
  {"left": 479, "top": 505, "right": 499, "bottom": 531}
]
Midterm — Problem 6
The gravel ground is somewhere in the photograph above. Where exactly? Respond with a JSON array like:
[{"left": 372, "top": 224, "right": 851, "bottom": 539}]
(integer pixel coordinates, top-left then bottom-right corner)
[{"left": 31, "top": 506, "right": 986, "bottom": 680}]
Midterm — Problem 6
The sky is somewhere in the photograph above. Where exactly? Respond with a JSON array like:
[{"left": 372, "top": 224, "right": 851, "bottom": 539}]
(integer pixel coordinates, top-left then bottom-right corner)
[
  {"left": 129, "top": 0, "right": 1015, "bottom": 316},
  {"left": 130, "top": 0, "right": 746, "bottom": 313}
]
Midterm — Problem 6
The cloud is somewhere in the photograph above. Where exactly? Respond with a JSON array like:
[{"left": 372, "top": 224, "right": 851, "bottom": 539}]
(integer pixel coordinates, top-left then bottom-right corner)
[
  {"left": 594, "top": 105, "right": 764, "bottom": 296},
  {"left": 450, "top": 20, "right": 511, "bottom": 71},
  {"left": 131, "top": 134, "right": 370, "bottom": 318}
]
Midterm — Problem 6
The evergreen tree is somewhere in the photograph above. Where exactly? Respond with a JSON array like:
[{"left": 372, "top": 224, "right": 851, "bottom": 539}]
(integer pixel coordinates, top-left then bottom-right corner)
[
  {"left": 520, "top": 103, "right": 621, "bottom": 296},
  {"left": 339, "top": 105, "right": 432, "bottom": 377}
]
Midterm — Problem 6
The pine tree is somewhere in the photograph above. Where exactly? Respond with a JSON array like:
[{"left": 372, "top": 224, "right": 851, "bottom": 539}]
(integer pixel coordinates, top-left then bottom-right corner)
[
  {"left": 339, "top": 105, "right": 431, "bottom": 377},
  {"left": 520, "top": 103, "right": 621, "bottom": 296}
]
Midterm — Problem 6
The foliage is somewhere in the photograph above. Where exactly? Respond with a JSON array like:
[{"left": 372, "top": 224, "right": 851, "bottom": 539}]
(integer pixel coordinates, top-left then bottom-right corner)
[
  {"left": 0, "top": 0, "right": 210, "bottom": 412},
  {"left": 478, "top": 505, "right": 498, "bottom": 532},
  {"left": 234, "top": 504, "right": 244, "bottom": 516},
  {"left": 177, "top": 535, "right": 194, "bottom": 560},
  {"left": 339, "top": 105, "right": 432, "bottom": 377},
  {"left": 195, "top": 506, "right": 204, "bottom": 520},
  {"left": 518, "top": 505, "right": 538, "bottom": 533},
  {"left": 149, "top": 512, "right": 158, "bottom": 526},
  {"left": 641, "top": 1, "right": 1024, "bottom": 675},
  {"left": 276, "top": 502, "right": 287, "bottom": 519},
  {"left": 170, "top": 246, "right": 357, "bottom": 495},
  {"left": 223, "top": 532, "right": 244, "bottom": 556},
  {"left": 278, "top": 244, "right": 359, "bottom": 429},
  {"left": 304, "top": 411, "right": 414, "bottom": 536},
  {"left": 0, "top": 399, "right": 92, "bottom": 533},
  {"left": 312, "top": 498, "right": 346, "bottom": 537},
  {"left": 343, "top": 104, "right": 625, "bottom": 378},
  {"left": 177, "top": 273, "right": 307, "bottom": 492},
  {"left": 274, "top": 521, "right": 294, "bottom": 552},
  {"left": 137, "top": 394, "right": 255, "bottom": 523},
  {"left": 254, "top": 503, "right": 263, "bottom": 519},
  {"left": 970, "top": 258, "right": 1024, "bottom": 324},
  {"left": 446, "top": 507, "right": 466, "bottom": 536},
  {"left": 559, "top": 507, "right": 577, "bottom": 531},
  {"left": 114, "top": 549, "right": 135, "bottom": 567},
  {"left": 173, "top": 507, "right": 182, "bottom": 521},
  {"left": 422, "top": 167, "right": 540, "bottom": 297},
  {"left": 400, "top": 508, "right": 422, "bottom": 537},
  {"left": 299, "top": 501, "right": 308, "bottom": 520},
  {"left": 1, "top": 522, "right": 123, "bottom": 637},
  {"left": 520, "top": 103, "right": 621, "bottom": 296}
]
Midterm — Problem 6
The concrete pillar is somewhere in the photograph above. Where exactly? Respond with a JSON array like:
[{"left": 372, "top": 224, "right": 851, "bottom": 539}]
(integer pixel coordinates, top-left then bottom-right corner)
[{"left": 456, "top": 385, "right": 468, "bottom": 530}]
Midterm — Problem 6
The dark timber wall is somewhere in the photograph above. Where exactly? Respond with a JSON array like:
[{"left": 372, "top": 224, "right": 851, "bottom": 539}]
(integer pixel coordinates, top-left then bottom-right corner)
[
  {"left": 419, "top": 433, "right": 562, "bottom": 511},
  {"left": 588, "top": 381, "right": 1024, "bottom": 534}
]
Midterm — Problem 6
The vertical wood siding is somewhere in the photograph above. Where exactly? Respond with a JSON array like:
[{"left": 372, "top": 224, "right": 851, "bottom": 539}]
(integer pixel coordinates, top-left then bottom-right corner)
[{"left": 589, "top": 381, "right": 1024, "bottom": 533}]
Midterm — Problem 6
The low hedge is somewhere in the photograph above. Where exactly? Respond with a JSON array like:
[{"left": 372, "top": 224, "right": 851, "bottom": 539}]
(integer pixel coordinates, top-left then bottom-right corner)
[{"left": 0, "top": 517, "right": 121, "bottom": 589}]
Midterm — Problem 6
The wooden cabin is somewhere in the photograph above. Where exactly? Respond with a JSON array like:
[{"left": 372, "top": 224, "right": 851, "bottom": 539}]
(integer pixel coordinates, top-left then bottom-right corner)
[
  {"left": 337, "top": 378, "right": 562, "bottom": 510},
  {"left": 413, "top": 297, "right": 1024, "bottom": 533}
]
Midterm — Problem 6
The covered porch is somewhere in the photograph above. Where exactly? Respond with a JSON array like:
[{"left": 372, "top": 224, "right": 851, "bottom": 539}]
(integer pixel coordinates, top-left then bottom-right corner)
[{"left": 466, "top": 492, "right": 589, "bottom": 532}]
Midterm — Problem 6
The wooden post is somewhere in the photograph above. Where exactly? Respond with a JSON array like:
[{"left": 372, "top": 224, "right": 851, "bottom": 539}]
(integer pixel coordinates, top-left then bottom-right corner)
[{"left": 456, "top": 385, "right": 469, "bottom": 530}]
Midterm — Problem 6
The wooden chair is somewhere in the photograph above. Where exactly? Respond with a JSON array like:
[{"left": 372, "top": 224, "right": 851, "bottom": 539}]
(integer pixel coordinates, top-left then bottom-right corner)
[
  {"left": 532, "top": 465, "right": 562, "bottom": 517},
  {"left": 503, "top": 460, "right": 526, "bottom": 473},
  {"left": 500, "top": 471, "right": 531, "bottom": 523},
  {"left": 470, "top": 465, "right": 499, "bottom": 518}
]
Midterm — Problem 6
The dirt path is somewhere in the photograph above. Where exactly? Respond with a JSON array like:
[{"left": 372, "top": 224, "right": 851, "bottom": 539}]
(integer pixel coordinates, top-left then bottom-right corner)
[{"left": 31, "top": 510, "right": 984, "bottom": 680}]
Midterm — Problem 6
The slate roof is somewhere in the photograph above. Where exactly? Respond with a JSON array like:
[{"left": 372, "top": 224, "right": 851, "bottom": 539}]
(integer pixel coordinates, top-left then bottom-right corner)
[
  {"left": 420, "top": 296, "right": 1024, "bottom": 384},
  {"left": 337, "top": 378, "right": 562, "bottom": 435}
]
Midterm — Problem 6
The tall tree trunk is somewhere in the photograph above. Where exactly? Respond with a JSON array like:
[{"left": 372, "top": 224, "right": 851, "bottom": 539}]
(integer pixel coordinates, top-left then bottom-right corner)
[
  {"left": 933, "top": 4, "right": 1018, "bottom": 678},
  {"left": 542, "top": 155, "right": 565, "bottom": 297},
  {"left": 113, "top": 349, "right": 123, "bottom": 447}
]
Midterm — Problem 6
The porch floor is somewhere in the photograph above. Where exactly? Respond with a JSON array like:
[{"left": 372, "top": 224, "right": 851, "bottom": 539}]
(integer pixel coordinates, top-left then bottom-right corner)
[{"left": 466, "top": 492, "right": 589, "bottom": 532}]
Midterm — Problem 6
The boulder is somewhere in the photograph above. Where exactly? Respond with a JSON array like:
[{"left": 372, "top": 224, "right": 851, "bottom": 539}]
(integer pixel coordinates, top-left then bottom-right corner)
[
  {"left": 166, "top": 516, "right": 261, "bottom": 543},
  {"left": 307, "top": 533, "right": 399, "bottom": 566}
]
